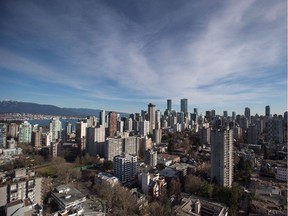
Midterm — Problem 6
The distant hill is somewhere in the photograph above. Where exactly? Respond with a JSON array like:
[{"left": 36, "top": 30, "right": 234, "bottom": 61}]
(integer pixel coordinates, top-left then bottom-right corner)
[{"left": 0, "top": 100, "right": 129, "bottom": 117}]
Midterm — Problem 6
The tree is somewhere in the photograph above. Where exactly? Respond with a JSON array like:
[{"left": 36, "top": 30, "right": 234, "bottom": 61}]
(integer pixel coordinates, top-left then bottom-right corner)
[
  {"left": 168, "top": 178, "right": 181, "bottom": 196},
  {"left": 184, "top": 175, "right": 202, "bottom": 195},
  {"left": 103, "top": 160, "right": 113, "bottom": 171}
]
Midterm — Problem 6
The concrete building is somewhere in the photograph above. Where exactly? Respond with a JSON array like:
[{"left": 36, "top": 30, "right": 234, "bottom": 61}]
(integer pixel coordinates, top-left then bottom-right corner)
[
  {"left": 0, "top": 168, "right": 43, "bottom": 208},
  {"left": 244, "top": 107, "right": 251, "bottom": 123},
  {"left": 32, "top": 126, "right": 42, "bottom": 150},
  {"left": 167, "top": 99, "right": 172, "bottom": 111},
  {"left": 200, "top": 127, "right": 211, "bottom": 145},
  {"left": 265, "top": 105, "right": 270, "bottom": 117},
  {"left": 139, "top": 172, "right": 166, "bottom": 197},
  {"left": 86, "top": 116, "right": 97, "bottom": 128},
  {"left": 113, "top": 154, "right": 137, "bottom": 183},
  {"left": 175, "top": 196, "right": 228, "bottom": 216},
  {"left": 144, "top": 149, "right": 157, "bottom": 167},
  {"left": 99, "top": 110, "right": 106, "bottom": 127},
  {"left": 51, "top": 185, "right": 86, "bottom": 212},
  {"left": 7, "top": 123, "right": 19, "bottom": 138},
  {"left": 18, "top": 121, "right": 32, "bottom": 144},
  {"left": 211, "top": 129, "right": 233, "bottom": 187},
  {"left": 108, "top": 112, "right": 117, "bottom": 137},
  {"left": 276, "top": 163, "right": 287, "bottom": 182},
  {"left": 86, "top": 125, "right": 105, "bottom": 156},
  {"left": 104, "top": 138, "right": 123, "bottom": 161}
]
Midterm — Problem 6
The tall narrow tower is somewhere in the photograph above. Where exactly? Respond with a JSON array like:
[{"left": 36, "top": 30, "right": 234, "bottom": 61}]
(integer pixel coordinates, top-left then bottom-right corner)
[
  {"left": 211, "top": 128, "right": 233, "bottom": 187},
  {"left": 180, "top": 98, "right": 188, "bottom": 113},
  {"left": 148, "top": 103, "right": 155, "bottom": 135}
]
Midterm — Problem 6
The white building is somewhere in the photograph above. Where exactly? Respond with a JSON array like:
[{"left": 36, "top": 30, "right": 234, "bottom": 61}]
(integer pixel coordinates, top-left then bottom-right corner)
[{"left": 139, "top": 120, "right": 150, "bottom": 136}]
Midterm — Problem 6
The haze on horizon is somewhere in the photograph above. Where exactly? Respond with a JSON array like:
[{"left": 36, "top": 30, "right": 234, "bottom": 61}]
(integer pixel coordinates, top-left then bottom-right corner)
[{"left": 0, "top": 0, "right": 286, "bottom": 115}]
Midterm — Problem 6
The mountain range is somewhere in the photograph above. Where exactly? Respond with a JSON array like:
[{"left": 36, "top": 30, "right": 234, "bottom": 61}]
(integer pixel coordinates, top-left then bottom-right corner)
[{"left": 0, "top": 100, "right": 129, "bottom": 117}]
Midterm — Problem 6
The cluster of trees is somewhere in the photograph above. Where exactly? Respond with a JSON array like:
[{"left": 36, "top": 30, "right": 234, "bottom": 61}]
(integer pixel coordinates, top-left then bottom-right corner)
[
  {"left": 184, "top": 175, "right": 242, "bottom": 216},
  {"left": 93, "top": 182, "right": 138, "bottom": 215}
]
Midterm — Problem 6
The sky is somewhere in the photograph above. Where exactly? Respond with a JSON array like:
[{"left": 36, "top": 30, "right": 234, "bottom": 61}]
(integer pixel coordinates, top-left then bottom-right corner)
[{"left": 0, "top": 0, "right": 287, "bottom": 116}]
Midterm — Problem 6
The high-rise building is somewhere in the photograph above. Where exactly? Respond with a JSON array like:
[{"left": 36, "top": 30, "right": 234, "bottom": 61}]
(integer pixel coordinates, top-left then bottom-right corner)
[
  {"left": 0, "top": 123, "right": 7, "bottom": 148},
  {"left": 18, "top": 121, "right": 32, "bottom": 144},
  {"left": 144, "top": 149, "right": 157, "bottom": 167},
  {"left": 232, "top": 112, "right": 236, "bottom": 121},
  {"left": 76, "top": 121, "right": 87, "bottom": 153},
  {"left": 113, "top": 154, "right": 137, "bottom": 183},
  {"left": 155, "top": 110, "right": 161, "bottom": 128},
  {"left": 248, "top": 124, "right": 258, "bottom": 144},
  {"left": 99, "top": 110, "right": 106, "bottom": 127},
  {"left": 223, "top": 111, "right": 228, "bottom": 118},
  {"left": 139, "top": 120, "right": 150, "bottom": 136},
  {"left": 108, "top": 112, "right": 117, "bottom": 137},
  {"left": 86, "top": 125, "right": 105, "bottom": 156},
  {"left": 7, "top": 123, "right": 19, "bottom": 138},
  {"left": 87, "top": 116, "right": 97, "bottom": 128},
  {"left": 265, "top": 105, "right": 270, "bottom": 117},
  {"left": 49, "top": 117, "right": 62, "bottom": 142},
  {"left": 148, "top": 103, "right": 156, "bottom": 134},
  {"left": 104, "top": 138, "right": 123, "bottom": 161},
  {"left": 211, "top": 129, "right": 233, "bottom": 187},
  {"left": 167, "top": 99, "right": 172, "bottom": 111},
  {"left": 244, "top": 107, "right": 251, "bottom": 122},
  {"left": 180, "top": 98, "right": 188, "bottom": 113},
  {"left": 32, "top": 126, "right": 42, "bottom": 150}
]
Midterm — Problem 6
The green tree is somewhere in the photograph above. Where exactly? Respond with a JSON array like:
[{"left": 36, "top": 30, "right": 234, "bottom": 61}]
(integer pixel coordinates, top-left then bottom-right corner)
[{"left": 103, "top": 160, "right": 113, "bottom": 171}]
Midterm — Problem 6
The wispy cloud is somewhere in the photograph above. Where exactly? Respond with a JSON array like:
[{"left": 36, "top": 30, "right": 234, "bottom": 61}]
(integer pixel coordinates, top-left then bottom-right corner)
[{"left": 0, "top": 0, "right": 286, "bottom": 113}]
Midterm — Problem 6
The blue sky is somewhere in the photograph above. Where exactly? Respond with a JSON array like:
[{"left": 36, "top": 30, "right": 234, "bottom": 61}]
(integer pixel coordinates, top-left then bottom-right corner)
[{"left": 0, "top": 0, "right": 287, "bottom": 115}]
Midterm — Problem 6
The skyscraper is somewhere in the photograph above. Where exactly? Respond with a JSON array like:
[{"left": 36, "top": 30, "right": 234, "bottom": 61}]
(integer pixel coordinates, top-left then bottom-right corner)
[
  {"left": 265, "top": 105, "right": 270, "bottom": 117},
  {"left": 0, "top": 123, "right": 7, "bottom": 148},
  {"left": 211, "top": 128, "right": 233, "bottom": 187},
  {"left": 180, "top": 98, "right": 188, "bottom": 113},
  {"left": 148, "top": 103, "right": 156, "bottom": 134},
  {"left": 108, "top": 111, "right": 117, "bottom": 137},
  {"left": 244, "top": 107, "right": 251, "bottom": 122},
  {"left": 49, "top": 117, "right": 62, "bottom": 142},
  {"left": 167, "top": 99, "right": 172, "bottom": 111},
  {"left": 19, "top": 121, "right": 32, "bottom": 144},
  {"left": 113, "top": 153, "right": 137, "bottom": 183},
  {"left": 99, "top": 110, "right": 106, "bottom": 126}
]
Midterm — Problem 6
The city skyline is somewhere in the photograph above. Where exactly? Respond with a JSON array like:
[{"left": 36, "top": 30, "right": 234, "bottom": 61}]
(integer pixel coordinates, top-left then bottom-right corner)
[{"left": 0, "top": 0, "right": 287, "bottom": 115}]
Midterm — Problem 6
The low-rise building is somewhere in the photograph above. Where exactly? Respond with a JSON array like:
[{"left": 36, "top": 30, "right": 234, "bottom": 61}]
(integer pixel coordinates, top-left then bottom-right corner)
[
  {"left": 175, "top": 195, "right": 228, "bottom": 216},
  {"left": 276, "top": 163, "right": 287, "bottom": 182},
  {"left": 50, "top": 185, "right": 86, "bottom": 211}
]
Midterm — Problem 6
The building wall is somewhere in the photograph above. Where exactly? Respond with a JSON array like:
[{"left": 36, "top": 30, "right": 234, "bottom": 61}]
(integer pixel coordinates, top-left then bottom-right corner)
[{"left": 211, "top": 129, "right": 233, "bottom": 187}]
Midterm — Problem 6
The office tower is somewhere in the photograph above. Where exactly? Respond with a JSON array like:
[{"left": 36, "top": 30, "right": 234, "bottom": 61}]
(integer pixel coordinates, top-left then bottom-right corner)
[
  {"left": 180, "top": 98, "right": 188, "bottom": 113},
  {"left": 167, "top": 99, "right": 172, "bottom": 111},
  {"left": 232, "top": 112, "right": 236, "bottom": 121},
  {"left": 144, "top": 149, "right": 157, "bottom": 167},
  {"left": 211, "top": 128, "right": 233, "bottom": 187},
  {"left": 117, "top": 120, "right": 124, "bottom": 133},
  {"left": 244, "top": 107, "right": 251, "bottom": 121},
  {"left": 177, "top": 112, "right": 185, "bottom": 124},
  {"left": 87, "top": 116, "right": 97, "bottom": 128},
  {"left": 76, "top": 121, "right": 87, "bottom": 152},
  {"left": 223, "top": 111, "right": 228, "bottom": 118},
  {"left": 108, "top": 111, "right": 117, "bottom": 137},
  {"left": 113, "top": 154, "right": 137, "bottom": 183},
  {"left": 0, "top": 123, "right": 7, "bottom": 148},
  {"left": 248, "top": 124, "right": 258, "bottom": 144},
  {"left": 18, "top": 121, "right": 32, "bottom": 144},
  {"left": 193, "top": 108, "right": 198, "bottom": 115},
  {"left": 148, "top": 103, "right": 156, "bottom": 134},
  {"left": 99, "top": 110, "right": 106, "bottom": 126},
  {"left": 265, "top": 106, "right": 270, "bottom": 117},
  {"left": 211, "top": 110, "right": 216, "bottom": 118},
  {"left": 49, "top": 117, "right": 62, "bottom": 142}
]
